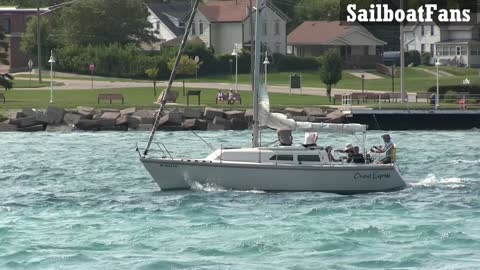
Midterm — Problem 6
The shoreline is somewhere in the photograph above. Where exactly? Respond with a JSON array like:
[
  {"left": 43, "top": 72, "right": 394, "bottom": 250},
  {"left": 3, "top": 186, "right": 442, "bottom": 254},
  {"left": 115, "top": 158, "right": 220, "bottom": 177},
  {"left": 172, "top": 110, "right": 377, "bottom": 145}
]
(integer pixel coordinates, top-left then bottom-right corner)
[{"left": 2, "top": 106, "right": 480, "bottom": 132}]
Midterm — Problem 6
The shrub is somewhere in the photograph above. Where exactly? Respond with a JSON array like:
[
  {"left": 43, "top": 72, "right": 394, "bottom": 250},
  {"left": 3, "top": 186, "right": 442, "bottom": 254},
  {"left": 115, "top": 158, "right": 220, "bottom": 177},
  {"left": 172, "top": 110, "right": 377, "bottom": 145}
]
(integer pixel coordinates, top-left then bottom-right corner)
[
  {"left": 184, "top": 42, "right": 218, "bottom": 75},
  {"left": 272, "top": 53, "right": 319, "bottom": 71},
  {"left": 421, "top": 52, "right": 432, "bottom": 65},
  {"left": 405, "top": 50, "right": 421, "bottom": 66},
  {"left": 427, "top": 84, "right": 480, "bottom": 96}
]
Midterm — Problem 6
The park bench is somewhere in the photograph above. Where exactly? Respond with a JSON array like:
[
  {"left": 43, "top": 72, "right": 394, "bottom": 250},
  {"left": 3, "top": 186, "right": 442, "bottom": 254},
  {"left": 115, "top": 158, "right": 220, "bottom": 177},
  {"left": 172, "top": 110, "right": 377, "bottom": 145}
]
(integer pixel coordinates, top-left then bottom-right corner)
[
  {"left": 0, "top": 92, "right": 4, "bottom": 104},
  {"left": 416, "top": 92, "right": 432, "bottom": 103},
  {"left": 187, "top": 90, "right": 201, "bottom": 106},
  {"left": 333, "top": 94, "right": 342, "bottom": 104},
  {"left": 98, "top": 93, "right": 124, "bottom": 104},
  {"left": 389, "top": 93, "right": 402, "bottom": 102},
  {"left": 228, "top": 93, "right": 242, "bottom": 104}
]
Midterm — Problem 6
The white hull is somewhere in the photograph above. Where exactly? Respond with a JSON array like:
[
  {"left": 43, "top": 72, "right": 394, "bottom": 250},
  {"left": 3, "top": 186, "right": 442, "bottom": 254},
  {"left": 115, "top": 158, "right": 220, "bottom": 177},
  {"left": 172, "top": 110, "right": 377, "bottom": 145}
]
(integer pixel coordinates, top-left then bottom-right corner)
[{"left": 140, "top": 158, "right": 406, "bottom": 194}]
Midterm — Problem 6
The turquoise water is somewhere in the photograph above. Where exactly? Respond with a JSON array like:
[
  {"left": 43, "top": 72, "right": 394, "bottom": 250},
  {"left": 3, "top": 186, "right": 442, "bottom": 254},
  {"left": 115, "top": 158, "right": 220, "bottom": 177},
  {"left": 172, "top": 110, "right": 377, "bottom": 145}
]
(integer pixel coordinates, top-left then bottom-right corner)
[{"left": 1, "top": 130, "right": 479, "bottom": 270}]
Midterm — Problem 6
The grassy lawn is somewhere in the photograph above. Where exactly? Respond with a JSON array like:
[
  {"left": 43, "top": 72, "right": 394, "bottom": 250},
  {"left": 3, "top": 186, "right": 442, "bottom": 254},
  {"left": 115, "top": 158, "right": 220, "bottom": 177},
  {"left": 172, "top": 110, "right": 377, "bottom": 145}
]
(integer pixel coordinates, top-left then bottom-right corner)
[
  {"left": 11, "top": 80, "right": 51, "bottom": 88},
  {"left": 419, "top": 65, "right": 480, "bottom": 76},
  {"left": 0, "top": 87, "right": 330, "bottom": 111},
  {"left": 188, "top": 67, "right": 480, "bottom": 93},
  {"left": 14, "top": 74, "right": 148, "bottom": 83}
]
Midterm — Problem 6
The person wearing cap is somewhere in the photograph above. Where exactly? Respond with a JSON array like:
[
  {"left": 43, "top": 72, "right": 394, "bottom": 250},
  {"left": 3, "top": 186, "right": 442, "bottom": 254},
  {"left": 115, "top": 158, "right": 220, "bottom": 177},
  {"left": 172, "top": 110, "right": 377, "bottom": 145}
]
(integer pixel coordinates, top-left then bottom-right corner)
[
  {"left": 277, "top": 129, "right": 293, "bottom": 146},
  {"left": 335, "top": 143, "right": 355, "bottom": 162},
  {"left": 371, "top": 134, "right": 394, "bottom": 164}
]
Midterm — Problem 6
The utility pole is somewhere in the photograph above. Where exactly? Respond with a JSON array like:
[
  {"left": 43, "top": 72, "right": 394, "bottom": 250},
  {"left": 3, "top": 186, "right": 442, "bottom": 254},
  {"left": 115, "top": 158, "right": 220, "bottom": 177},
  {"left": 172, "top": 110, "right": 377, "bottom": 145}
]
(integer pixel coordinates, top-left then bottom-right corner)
[
  {"left": 400, "top": 0, "right": 405, "bottom": 102},
  {"left": 36, "top": 3, "right": 42, "bottom": 83}
]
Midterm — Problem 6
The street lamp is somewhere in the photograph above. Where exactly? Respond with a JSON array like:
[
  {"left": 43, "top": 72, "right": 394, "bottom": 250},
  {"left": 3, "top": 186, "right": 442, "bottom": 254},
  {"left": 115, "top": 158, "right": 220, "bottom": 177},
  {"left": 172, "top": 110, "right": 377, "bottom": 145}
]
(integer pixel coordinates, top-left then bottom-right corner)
[
  {"left": 263, "top": 51, "right": 270, "bottom": 86},
  {"left": 435, "top": 60, "right": 440, "bottom": 110},
  {"left": 231, "top": 43, "right": 239, "bottom": 92},
  {"left": 48, "top": 50, "right": 56, "bottom": 103}
]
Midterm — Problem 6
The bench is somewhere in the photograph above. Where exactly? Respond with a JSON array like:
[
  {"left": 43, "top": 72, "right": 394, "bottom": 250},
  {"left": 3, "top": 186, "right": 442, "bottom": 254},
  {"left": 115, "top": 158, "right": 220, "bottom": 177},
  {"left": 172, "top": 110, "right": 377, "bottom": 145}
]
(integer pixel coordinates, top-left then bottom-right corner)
[
  {"left": 416, "top": 92, "right": 432, "bottom": 103},
  {"left": 333, "top": 94, "right": 342, "bottom": 104},
  {"left": 389, "top": 93, "right": 402, "bottom": 102},
  {"left": 227, "top": 93, "right": 242, "bottom": 104},
  {"left": 186, "top": 90, "right": 201, "bottom": 106},
  {"left": 0, "top": 92, "right": 4, "bottom": 104},
  {"left": 351, "top": 93, "right": 367, "bottom": 104},
  {"left": 98, "top": 93, "right": 124, "bottom": 104}
]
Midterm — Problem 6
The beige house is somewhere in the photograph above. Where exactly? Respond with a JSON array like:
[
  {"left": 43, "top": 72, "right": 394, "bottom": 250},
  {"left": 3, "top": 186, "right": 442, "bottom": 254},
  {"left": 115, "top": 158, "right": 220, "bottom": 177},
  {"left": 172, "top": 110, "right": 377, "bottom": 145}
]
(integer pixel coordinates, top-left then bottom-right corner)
[{"left": 287, "top": 21, "right": 386, "bottom": 69}]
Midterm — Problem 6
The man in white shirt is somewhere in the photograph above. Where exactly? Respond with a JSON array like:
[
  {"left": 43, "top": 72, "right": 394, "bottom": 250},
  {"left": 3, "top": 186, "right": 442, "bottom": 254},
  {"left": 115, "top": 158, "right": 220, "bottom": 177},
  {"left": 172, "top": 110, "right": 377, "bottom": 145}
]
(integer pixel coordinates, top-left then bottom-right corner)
[{"left": 371, "top": 134, "right": 394, "bottom": 164}]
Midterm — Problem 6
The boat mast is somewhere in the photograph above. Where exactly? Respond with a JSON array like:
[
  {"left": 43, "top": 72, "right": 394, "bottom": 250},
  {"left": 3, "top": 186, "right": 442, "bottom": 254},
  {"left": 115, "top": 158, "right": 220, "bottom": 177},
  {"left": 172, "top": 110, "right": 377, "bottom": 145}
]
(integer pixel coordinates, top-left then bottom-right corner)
[
  {"left": 400, "top": 0, "right": 405, "bottom": 103},
  {"left": 252, "top": 0, "right": 264, "bottom": 148},
  {"left": 143, "top": 0, "right": 200, "bottom": 156}
]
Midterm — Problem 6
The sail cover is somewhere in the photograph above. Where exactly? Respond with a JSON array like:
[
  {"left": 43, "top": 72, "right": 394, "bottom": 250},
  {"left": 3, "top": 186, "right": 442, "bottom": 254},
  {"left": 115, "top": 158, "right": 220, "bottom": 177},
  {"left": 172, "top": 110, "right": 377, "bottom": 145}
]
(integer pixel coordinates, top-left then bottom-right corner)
[{"left": 258, "top": 85, "right": 366, "bottom": 134}]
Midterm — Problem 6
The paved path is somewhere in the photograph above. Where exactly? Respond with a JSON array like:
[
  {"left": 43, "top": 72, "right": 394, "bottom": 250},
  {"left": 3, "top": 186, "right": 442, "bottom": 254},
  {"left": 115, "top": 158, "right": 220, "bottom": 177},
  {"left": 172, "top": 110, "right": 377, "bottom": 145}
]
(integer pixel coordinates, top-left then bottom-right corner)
[
  {"left": 415, "top": 67, "right": 454, "bottom": 77},
  {"left": 347, "top": 70, "right": 383, "bottom": 80}
]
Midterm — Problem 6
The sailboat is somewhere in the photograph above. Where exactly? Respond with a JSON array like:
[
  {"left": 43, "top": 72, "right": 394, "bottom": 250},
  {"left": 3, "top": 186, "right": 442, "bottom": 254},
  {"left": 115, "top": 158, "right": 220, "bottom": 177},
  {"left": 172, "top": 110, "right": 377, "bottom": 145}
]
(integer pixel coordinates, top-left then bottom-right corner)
[{"left": 137, "top": 0, "right": 406, "bottom": 194}]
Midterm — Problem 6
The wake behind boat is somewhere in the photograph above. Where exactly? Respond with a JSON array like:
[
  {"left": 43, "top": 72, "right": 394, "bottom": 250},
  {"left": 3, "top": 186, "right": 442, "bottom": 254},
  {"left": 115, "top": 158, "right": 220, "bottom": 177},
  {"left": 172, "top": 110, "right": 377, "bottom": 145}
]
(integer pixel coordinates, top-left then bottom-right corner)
[{"left": 137, "top": 0, "right": 406, "bottom": 194}]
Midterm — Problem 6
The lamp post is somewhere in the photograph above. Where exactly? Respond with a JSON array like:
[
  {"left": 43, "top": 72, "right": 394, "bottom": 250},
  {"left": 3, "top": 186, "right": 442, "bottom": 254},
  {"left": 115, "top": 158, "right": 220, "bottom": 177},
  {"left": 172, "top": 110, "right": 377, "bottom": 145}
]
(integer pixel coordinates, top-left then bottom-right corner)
[
  {"left": 28, "top": 59, "right": 33, "bottom": 87},
  {"left": 194, "top": 55, "right": 200, "bottom": 80},
  {"left": 231, "top": 43, "right": 239, "bottom": 92},
  {"left": 263, "top": 51, "right": 270, "bottom": 86},
  {"left": 435, "top": 60, "right": 440, "bottom": 110},
  {"left": 48, "top": 50, "right": 56, "bottom": 103}
]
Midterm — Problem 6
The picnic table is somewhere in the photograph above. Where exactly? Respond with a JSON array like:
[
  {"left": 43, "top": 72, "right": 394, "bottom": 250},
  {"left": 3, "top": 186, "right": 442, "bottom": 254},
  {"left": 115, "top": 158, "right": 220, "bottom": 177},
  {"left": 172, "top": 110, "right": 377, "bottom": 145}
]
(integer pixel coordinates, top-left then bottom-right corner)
[{"left": 97, "top": 93, "right": 124, "bottom": 104}]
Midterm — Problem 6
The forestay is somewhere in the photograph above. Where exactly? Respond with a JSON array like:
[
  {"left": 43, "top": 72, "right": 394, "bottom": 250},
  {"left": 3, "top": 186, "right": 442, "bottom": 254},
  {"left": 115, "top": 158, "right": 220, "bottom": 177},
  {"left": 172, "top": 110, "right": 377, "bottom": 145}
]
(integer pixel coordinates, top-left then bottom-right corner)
[{"left": 258, "top": 85, "right": 366, "bottom": 134}]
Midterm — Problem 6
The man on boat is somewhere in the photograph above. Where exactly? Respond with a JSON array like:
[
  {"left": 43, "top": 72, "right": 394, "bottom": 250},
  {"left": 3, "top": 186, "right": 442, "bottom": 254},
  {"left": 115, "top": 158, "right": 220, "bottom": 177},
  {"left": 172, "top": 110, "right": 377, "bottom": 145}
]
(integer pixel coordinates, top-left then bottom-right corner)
[
  {"left": 335, "top": 143, "right": 355, "bottom": 161},
  {"left": 371, "top": 134, "right": 394, "bottom": 164},
  {"left": 277, "top": 130, "right": 293, "bottom": 146}
]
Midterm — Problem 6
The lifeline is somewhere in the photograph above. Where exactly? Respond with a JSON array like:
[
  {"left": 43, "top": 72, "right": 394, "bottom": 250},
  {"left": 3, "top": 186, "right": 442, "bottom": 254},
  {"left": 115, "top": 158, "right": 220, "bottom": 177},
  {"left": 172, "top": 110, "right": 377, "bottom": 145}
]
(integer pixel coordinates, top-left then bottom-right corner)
[{"left": 347, "top": 4, "right": 471, "bottom": 23}]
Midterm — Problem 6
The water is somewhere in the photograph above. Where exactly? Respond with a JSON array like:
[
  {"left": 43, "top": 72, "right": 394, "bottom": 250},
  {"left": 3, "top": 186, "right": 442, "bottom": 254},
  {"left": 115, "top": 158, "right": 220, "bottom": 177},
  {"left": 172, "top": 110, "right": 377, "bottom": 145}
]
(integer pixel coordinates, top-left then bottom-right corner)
[{"left": 1, "top": 130, "right": 480, "bottom": 270}]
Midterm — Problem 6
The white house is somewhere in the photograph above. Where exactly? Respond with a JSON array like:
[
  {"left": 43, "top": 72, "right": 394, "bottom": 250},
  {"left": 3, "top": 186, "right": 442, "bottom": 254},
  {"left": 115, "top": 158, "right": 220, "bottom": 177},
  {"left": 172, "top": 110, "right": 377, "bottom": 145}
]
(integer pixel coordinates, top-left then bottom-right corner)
[
  {"left": 145, "top": 0, "right": 288, "bottom": 55},
  {"left": 404, "top": 21, "right": 480, "bottom": 67}
]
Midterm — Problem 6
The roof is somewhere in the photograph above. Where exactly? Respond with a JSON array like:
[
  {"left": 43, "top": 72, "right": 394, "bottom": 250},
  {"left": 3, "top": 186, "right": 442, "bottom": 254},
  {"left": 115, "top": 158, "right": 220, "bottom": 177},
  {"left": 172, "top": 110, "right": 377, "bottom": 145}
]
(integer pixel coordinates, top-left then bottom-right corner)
[
  {"left": 147, "top": 2, "right": 192, "bottom": 36},
  {"left": 198, "top": 0, "right": 288, "bottom": 23},
  {"left": 287, "top": 21, "right": 386, "bottom": 46},
  {"left": 0, "top": 6, "right": 48, "bottom": 12}
]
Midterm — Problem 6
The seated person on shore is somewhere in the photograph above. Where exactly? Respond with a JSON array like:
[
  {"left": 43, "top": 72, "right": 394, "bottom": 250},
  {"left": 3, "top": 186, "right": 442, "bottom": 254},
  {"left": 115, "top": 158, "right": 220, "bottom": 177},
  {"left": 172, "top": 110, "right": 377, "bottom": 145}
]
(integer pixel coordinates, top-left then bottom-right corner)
[
  {"left": 325, "top": 146, "right": 341, "bottom": 162},
  {"left": 335, "top": 143, "right": 355, "bottom": 161},
  {"left": 371, "top": 134, "right": 394, "bottom": 164},
  {"left": 302, "top": 132, "right": 318, "bottom": 148},
  {"left": 350, "top": 146, "right": 366, "bottom": 164},
  {"left": 216, "top": 90, "right": 226, "bottom": 102},
  {"left": 277, "top": 129, "right": 293, "bottom": 146},
  {"left": 227, "top": 89, "right": 238, "bottom": 104}
]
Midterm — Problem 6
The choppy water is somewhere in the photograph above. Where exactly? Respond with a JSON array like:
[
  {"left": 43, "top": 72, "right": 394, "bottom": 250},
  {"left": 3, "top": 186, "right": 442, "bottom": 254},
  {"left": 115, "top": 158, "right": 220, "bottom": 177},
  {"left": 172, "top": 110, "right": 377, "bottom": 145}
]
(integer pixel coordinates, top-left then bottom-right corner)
[{"left": 1, "top": 130, "right": 480, "bottom": 270}]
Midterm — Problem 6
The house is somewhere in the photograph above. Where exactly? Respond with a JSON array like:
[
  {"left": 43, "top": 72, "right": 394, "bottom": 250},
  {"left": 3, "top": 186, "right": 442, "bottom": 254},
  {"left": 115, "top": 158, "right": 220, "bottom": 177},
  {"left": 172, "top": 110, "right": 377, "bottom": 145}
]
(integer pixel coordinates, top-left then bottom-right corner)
[
  {"left": 404, "top": 22, "right": 480, "bottom": 67},
  {"left": 146, "top": 0, "right": 289, "bottom": 55},
  {"left": 287, "top": 21, "right": 386, "bottom": 69},
  {"left": 0, "top": 7, "right": 47, "bottom": 73},
  {"left": 146, "top": 1, "right": 191, "bottom": 45}
]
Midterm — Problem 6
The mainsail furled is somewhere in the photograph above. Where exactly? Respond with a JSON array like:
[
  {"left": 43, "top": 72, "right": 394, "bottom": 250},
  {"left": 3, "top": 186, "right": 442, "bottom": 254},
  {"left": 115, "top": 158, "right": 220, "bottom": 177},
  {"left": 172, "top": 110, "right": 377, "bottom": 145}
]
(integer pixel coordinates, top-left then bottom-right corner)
[{"left": 258, "top": 85, "right": 366, "bottom": 134}]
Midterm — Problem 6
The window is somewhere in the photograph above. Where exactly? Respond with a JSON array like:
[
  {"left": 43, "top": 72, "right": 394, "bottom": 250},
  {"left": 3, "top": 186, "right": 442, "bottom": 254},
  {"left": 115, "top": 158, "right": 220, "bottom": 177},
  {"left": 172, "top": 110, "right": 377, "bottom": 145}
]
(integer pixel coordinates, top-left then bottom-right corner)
[
  {"left": 431, "top": 25, "right": 434, "bottom": 35},
  {"left": 421, "top": 25, "right": 424, "bottom": 36},
  {"left": 430, "top": 44, "right": 434, "bottom": 53},
  {"left": 449, "top": 46, "right": 455, "bottom": 56},
  {"left": 472, "top": 48, "right": 478, "bottom": 56},
  {"left": 269, "top": 155, "right": 293, "bottom": 161},
  {"left": 298, "top": 155, "right": 320, "bottom": 162},
  {"left": 456, "top": 46, "right": 461, "bottom": 56},
  {"left": 1, "top": 18, "right": 11, "bottom": 34},
  {"left": 461, "top": 46, "right": 467, "bottom": 55},
  {"left": 199, "top": 21, "right": 203, "bottom": 35},
  {"left": 274, "top": 21, "right": 280, "bottom": 35},
  {"left": 364, "top": 46, "right": 369, "bottom": 55},
  {"left": 263, "top": 22, "right": 267, "bottom": 35},
  {"left": 421, "top": 44, "right": 425, "bottom": 53},
  {"left": 155, "top": 21, "right": 160, "bottom": 30},
  {"left": 191, "top": 22, "right": 196, "bottom": 35}
]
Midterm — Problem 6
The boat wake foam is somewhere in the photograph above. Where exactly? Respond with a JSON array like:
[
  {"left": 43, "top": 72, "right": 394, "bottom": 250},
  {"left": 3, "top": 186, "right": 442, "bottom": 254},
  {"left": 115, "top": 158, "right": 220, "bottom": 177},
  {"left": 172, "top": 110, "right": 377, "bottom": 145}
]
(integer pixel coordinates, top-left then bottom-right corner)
[
  {"left": 412, "top": 174, "right": 467, "bottom": 189},
  {"left": 189, "top": 181, "right": 266, "bottom": 194}
]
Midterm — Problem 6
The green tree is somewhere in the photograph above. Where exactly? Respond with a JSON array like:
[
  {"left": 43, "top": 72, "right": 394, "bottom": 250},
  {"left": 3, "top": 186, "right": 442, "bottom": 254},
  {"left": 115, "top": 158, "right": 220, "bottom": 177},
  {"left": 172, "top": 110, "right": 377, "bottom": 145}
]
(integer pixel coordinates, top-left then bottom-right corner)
[
  {"left": 320, "top": 49, "right": 342, "bottom": 102},
  {"left": 168, "top": 55, "right": 198, "bottom": 77},
  {"left": 294, "top": 0, "right": 339, "bottom": 24},
  {"left": 20, "top": 17, "right": 55, "bottom": 63},
  {"left": 57, "top": 0, "right": 156, "bottom": 46},
  {"left": 0, "top": 26, "right": 13, "bottom": 91},
  {"left": 145, "top": 67, "right": 159, "bottom": 96}
]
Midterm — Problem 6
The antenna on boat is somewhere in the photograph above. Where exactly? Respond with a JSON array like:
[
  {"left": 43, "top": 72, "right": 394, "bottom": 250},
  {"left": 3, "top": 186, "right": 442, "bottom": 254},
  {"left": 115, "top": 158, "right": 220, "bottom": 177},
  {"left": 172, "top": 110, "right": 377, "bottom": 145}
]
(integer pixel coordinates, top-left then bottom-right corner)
[{"left": 143, "top": 0, "right": 201, "bottom": 157}]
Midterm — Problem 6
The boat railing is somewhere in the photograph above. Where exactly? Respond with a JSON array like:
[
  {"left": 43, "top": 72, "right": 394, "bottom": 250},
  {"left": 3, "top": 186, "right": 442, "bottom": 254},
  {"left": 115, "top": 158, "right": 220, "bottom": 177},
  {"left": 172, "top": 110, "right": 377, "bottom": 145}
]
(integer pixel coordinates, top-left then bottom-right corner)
[{"left": 136, "top": 142, "right": 173, "bottom": 160}]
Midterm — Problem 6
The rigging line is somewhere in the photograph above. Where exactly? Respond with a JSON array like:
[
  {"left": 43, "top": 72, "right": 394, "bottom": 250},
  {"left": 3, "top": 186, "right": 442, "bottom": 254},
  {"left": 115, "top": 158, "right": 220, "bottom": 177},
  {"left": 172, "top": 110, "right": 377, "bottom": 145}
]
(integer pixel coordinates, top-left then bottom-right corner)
[
  {"left": 143, "top": 0, "right": 201, "bottom": 157},
  {"left": 190, "top": 130, "right": 217, "bottom": 152}
]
